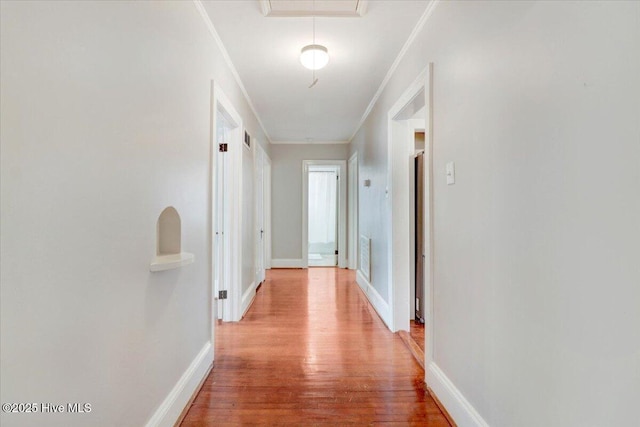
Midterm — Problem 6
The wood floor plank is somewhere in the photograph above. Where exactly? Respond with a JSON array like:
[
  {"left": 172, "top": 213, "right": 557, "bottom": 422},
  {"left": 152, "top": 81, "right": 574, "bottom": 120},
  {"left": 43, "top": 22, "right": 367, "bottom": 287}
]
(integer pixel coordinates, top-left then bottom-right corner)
[{"left": 180, "top": 268, "right": 451, "bottom": 426}]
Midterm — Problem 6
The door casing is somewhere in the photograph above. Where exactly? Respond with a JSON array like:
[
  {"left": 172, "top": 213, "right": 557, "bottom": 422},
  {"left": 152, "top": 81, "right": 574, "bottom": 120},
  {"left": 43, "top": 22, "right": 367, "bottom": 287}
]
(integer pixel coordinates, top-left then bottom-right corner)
[{"left": 386, "top": 65, "right": 434, "bottom": 375}]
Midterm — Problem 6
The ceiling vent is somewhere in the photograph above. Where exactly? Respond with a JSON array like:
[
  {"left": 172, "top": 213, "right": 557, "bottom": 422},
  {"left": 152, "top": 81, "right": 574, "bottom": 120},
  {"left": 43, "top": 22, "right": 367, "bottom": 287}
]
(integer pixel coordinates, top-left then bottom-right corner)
[{"left": 260, "top": 0, "right": 368, "bottom": 17}]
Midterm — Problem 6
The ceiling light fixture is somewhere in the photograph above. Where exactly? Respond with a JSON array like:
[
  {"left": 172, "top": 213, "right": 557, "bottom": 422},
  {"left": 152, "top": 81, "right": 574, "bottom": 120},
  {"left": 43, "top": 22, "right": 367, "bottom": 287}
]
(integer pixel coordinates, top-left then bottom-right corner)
[
  {"left": 300, "top": 44, "right": 329, "bottom": 70},
  {"left": 301, "top": 0, "right": 328, "bottom": 88}
]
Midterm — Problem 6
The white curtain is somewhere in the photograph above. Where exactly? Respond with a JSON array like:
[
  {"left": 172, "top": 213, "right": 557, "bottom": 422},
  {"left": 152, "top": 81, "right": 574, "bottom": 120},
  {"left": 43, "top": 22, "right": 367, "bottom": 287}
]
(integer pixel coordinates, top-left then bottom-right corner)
[{"left": 308, "top": 170, "right": 337, "bottom": 253}]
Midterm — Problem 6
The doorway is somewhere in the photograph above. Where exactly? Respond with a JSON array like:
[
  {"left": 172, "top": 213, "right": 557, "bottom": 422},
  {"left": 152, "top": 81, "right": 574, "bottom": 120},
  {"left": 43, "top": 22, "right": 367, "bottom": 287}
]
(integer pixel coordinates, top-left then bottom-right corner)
[
  {"left": 308, "top": 165, "right": 339, "bottom": 267},
  {"left": 214, "top": 108, "right": 231, "bottom": 320},
  {"left": 408, "top": 127, "right": 426, "bottom": 327},
  {"left": 255, "top": 144, "right": 271, "bottom": 284},
  {"left": 211, "top": 82, "right": 243, "bottom": 325},
  {"left": 302, "top": 160, "right": 347, "bottom": 268},
  {"left": 414, "top": 141, "right": 425, "bottom": 324},
  {"left": 386, "top": 64, "right": 433, "bottom": 372}
]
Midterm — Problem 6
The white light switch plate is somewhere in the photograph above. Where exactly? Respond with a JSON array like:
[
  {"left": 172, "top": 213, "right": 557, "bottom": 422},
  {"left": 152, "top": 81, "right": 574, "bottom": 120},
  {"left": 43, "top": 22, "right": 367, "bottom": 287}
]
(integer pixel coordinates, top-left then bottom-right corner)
[{"left": 446, "top": 161, "right": 455, "bottom": 185}]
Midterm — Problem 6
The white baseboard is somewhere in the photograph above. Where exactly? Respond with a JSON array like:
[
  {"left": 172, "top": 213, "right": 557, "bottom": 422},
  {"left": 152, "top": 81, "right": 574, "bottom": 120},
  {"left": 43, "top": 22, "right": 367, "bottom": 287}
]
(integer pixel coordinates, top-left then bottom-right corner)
[
  {"left": 145, "top": 342, "right": 213, "bottom": 427},
  {"left": 356, "top": 270, "right": 391, "bottom": 329},
  {"left": 426, "top": 362, "right": 489, "bottom": 427},
  {"left": 271, "top": 258, "right": 304, "bottom": 268},
  {"left": 241, "top": 281, "right": 256, "bottom": 317}
]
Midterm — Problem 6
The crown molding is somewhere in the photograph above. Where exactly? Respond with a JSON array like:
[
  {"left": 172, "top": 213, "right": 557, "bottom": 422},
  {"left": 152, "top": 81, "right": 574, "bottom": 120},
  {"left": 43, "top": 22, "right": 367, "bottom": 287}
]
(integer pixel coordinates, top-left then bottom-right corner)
[
  {"left": 193, "top": 0, "right": 272, "bottom": 144},
  {"left": 348, "top": 0, "right": 439, "bottom": 142},
  {"left": 271, "top": 140, "right": 350, "bottom": 145}
]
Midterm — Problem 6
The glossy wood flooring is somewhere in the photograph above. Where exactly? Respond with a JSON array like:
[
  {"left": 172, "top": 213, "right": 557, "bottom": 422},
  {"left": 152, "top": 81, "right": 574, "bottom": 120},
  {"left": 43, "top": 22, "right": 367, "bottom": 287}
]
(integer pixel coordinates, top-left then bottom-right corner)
[
  {"left": 409, "top": 321, "right": 425, "bottom": 354},
  {"left": 181, "top": 268, "right": 450, "bottom": 426}
]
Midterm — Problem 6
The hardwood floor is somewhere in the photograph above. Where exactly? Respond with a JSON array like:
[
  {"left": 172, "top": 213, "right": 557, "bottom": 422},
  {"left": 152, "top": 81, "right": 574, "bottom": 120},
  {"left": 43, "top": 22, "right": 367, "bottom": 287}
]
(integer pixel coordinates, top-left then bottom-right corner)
[
  {"left": 398, "top": 321, "right": 425, "bottom": 370},
  {"left": 181, "top": 268, "right": 450, "bottom": 426},
  {"left": 410, "top": 320, "right": 425, "bottom": 354}
]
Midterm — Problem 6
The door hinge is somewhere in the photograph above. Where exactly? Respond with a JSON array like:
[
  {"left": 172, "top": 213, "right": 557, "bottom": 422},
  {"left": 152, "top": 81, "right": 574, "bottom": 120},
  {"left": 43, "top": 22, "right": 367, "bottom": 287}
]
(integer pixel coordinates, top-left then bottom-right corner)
[
  {"left": 219, "top": 143, "right": 228, "bottom": 152},
  {"left": 335, "top": 250, "right": 338, "bottom": 255},
  {"left": 218, "top": 290, "right": 228, "bottom": 300}
]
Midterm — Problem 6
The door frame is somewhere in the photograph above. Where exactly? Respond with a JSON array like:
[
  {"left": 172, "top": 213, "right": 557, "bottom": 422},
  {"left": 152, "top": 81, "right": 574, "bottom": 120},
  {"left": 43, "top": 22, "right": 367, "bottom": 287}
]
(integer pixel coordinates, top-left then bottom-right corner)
[
  {"left": 302, "top": 159, "right": 347, "bottom": 269},
  {"left": 211, "top": 81, "right": 243, "bottom": 326},
  {"left": 348, "top": 152, "right": 359, "bottom": 270},
  {"left": 386, "top": 64, "right": 434, "bottom": 373}
]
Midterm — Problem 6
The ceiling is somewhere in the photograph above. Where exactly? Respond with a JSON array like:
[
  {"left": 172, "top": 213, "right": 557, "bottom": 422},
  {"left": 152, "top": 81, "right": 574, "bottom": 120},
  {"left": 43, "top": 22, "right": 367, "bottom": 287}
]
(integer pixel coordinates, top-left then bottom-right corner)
[{"left": 201, "top": 1, "right": 430, "bottom": 143}]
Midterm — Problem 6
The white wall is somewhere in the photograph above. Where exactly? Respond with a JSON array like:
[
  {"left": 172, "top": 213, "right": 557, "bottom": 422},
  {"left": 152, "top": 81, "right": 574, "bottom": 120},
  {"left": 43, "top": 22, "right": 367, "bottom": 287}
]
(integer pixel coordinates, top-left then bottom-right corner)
[
  {"left": 271, "top": 144, "right": 348, "bottom": 263},
  {"left": 351, "top": 124, "right": 390, "bottom": 298},
  {"left": 350, "top": 1, "right": 640, "bottom": 426},
  {"left": 0, "top": 1, "right": 268, "bottom": 426}
]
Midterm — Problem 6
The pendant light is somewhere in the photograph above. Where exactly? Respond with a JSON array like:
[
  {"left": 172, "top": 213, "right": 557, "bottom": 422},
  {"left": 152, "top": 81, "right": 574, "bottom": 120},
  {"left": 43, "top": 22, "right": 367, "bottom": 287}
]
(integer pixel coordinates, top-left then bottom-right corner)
[{"left": 300, "top": 1, "right": 329, "bottom": 71}]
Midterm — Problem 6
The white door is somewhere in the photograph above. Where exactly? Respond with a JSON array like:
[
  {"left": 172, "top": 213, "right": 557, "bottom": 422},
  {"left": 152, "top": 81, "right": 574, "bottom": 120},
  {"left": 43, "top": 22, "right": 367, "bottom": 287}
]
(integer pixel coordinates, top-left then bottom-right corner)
[
  {"left": 255, "top": 147, "right": 266, "bottom": 285},
  {"left": 264, "top": 159, "right": 272, "bottom": 270},
  {"left": 214, "top": 114, "right": 231, "bottom": 320}
]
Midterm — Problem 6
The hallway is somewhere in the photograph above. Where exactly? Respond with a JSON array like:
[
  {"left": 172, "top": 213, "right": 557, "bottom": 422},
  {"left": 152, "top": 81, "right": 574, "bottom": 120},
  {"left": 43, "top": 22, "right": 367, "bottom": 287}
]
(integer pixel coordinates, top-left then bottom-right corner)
[{"left": 181, "top": 268, "right": 450, "bottom": 426}]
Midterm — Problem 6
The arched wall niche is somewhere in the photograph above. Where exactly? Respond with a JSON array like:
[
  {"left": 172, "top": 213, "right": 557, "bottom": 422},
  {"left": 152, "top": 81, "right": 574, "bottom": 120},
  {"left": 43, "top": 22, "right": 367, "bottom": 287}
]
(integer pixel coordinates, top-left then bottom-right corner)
[
  {"left": 157, "top": 206, "right": 181, "bottom": 256},
  {"left": 150, "top": 206, "right": 194, "bottom": 272}
]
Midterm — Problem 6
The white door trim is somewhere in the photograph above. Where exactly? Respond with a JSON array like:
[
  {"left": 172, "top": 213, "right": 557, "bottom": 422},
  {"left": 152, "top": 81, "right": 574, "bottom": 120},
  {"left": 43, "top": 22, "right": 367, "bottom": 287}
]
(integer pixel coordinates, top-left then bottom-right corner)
[
  {"left": 211, "top": 81, "right": 243, "bottom": 324},
  {"left": 385, "top": 65, "right": 433, "bottom": 371},
  {"left": 302, "top": 159, "right": 348, "bottom": 269},
  {"left": 348, "top": 152, "right": 359, "bottom": 270}
]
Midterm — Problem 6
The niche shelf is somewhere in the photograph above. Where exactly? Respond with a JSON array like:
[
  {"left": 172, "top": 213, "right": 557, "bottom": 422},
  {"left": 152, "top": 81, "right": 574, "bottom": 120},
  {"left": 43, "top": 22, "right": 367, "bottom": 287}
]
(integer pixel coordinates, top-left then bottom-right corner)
[{"left": 150, "top": 206, "right": 194, "bottom": 272}]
